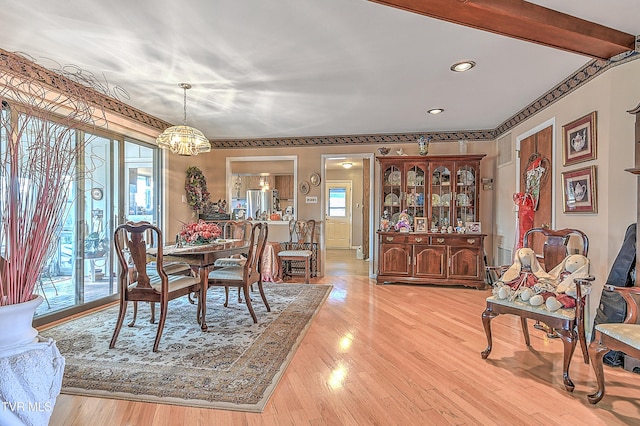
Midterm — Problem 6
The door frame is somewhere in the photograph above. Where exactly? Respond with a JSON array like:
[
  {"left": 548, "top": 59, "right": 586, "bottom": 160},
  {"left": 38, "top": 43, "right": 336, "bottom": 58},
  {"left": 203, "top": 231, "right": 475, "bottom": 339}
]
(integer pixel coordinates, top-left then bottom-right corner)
[
  {"left": 321, "top": 153, "right": 376, "bottom": 278},
  {"left": 515, "top": 117, "right": 557, "bottom": 229}
]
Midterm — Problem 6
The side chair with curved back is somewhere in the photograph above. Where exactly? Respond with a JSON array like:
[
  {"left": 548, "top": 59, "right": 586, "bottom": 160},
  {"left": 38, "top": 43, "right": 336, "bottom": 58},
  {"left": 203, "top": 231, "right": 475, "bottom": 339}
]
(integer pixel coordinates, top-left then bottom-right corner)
[
  {"left": 110, "top": 221, "right": 201, "bottom": 352},
  {"left": 213, "top": 220, "right": 253, "bottom": 306},
  {"left": 481, "top": 227, "right": 591, "bottom": 392},
  {"left": 207, "top": 222, "right": 270, "bottom": 323},
  {"left": 278, "top": 219, "right": 316, "bottom": 284}
]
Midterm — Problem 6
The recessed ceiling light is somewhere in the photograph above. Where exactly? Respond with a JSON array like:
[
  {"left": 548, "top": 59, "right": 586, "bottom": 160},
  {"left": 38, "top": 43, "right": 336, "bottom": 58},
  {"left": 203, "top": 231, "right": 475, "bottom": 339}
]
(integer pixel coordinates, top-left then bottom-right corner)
[
  {"left": 450, "top": 61, "right": 476, "bottom": 72},
  {"left": 427, "top": 108, "right": 444, "bottom": 115}
]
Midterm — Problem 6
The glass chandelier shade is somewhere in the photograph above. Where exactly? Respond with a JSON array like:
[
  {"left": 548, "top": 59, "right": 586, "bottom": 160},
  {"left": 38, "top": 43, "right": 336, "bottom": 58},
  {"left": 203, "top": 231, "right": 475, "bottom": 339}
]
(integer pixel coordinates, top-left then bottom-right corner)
[{"left": 156, "top": 83, "right": 211, "bottom": 156}]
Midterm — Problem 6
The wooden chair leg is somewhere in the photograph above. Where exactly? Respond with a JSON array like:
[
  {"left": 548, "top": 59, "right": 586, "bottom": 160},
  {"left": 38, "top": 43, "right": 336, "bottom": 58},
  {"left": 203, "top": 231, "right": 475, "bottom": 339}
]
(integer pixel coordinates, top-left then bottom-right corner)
[
  {"left": 243, "top": 284, "right": 258, "bottom": 323},
  {"left": 224, "top": 286, "right": 230, "bottom": 307},
  {"left": 587, "top": 337, "right": 608, "bottom": 404},
  {"left": 304, "top": 257, "right": 310, "bottom": 284},
  {"left": 153, "top": 299, "right": 169, "bottom": 352},
  {"left": 109, "top": 301, "right": 128, "bottom": 349},
  {"left": 128, "top": 301, "right": 139, "bottom": 327},
  {"left": 481, "top": 308, "right": 496, "bottom": 359},
  {"left": 257, "top": 279, "right": 270, "bottom": 312},
  {"left": 557, "top": 328, "right": 577, "bottom": 392},
  {"left": 520, "top": 317, "right": 531, "bottom": 346}
]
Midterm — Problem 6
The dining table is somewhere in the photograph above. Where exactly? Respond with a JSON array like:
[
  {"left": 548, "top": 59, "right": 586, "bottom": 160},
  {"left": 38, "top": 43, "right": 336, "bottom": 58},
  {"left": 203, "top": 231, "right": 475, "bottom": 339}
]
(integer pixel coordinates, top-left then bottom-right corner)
[{"left": 152, "top": 239, "right": 250, "bottom": 331}]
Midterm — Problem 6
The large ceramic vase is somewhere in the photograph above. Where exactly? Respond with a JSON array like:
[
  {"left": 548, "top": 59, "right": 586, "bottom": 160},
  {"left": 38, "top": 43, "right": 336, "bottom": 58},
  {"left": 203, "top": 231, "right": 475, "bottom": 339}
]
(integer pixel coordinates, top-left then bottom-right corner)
[{"left": 0, "top": 295, "right": 66, "bottom": 426}]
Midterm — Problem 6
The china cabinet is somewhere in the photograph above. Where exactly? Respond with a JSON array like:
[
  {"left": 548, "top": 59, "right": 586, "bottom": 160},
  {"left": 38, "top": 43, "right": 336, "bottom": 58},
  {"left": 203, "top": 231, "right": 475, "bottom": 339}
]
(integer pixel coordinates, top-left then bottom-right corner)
[{"left": 377, "top": 155, "right": 486, "bottom": 288}]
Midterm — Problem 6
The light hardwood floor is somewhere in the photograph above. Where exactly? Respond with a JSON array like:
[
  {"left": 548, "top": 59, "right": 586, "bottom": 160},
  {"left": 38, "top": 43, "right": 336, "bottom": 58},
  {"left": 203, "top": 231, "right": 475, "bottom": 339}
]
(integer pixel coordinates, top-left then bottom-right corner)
[{"left": 48, "top": 250, "right": 640, "bottom": 425}]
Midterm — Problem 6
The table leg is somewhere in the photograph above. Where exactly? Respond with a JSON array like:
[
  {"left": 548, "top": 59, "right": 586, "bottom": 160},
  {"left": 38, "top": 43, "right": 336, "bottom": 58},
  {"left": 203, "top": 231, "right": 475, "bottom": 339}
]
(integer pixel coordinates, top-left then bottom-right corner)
[{"left": 200, "top": 266, "right": 209, "bottom": 331}]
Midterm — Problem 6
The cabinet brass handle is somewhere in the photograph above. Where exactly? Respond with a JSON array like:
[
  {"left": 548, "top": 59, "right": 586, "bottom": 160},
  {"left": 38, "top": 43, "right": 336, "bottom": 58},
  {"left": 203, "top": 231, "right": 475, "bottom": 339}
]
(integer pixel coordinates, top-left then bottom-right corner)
[
  {"left": 467, "top": 238, "right": 476, "bottom": 244},
  {"left": 415, "top": 237, "right": 423, "bottom": 243},
  {"left": 436, "top": 238, "right": 445, "bottom": 243},
  {"left": 386, "top": 237, "right": 394, "bottom": 242}
]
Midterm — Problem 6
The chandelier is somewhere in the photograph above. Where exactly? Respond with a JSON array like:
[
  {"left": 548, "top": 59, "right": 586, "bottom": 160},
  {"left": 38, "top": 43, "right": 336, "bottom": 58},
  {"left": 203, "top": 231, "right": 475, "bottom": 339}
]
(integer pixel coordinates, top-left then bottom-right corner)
[{"left": 156, "top": 83, "right": 211, "bottom": 156}]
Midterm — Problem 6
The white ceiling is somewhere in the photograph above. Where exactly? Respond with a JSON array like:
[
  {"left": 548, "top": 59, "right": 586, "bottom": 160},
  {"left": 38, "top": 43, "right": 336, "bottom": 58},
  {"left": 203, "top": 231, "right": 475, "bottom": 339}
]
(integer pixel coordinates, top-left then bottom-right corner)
[{"left": 0, "top": 0, "right": 638, "bottom": 141}]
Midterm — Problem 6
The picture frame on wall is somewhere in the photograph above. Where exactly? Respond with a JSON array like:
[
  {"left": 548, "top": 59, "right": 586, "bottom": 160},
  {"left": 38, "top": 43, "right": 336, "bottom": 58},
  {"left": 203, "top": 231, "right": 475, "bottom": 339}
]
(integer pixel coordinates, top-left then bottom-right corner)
[
  {"left": 562, "top": 111, "right": 597, "bottom": 166},
  {"left": 562, "top": 165, "right": 597, "bottom": 213}
]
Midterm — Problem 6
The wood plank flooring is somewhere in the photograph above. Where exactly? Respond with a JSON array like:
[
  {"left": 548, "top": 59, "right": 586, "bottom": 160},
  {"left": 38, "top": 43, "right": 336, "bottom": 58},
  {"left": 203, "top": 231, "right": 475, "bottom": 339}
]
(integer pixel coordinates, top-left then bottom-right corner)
[{"left": 48, "top": 250, "right": 640, "bottom": 425}]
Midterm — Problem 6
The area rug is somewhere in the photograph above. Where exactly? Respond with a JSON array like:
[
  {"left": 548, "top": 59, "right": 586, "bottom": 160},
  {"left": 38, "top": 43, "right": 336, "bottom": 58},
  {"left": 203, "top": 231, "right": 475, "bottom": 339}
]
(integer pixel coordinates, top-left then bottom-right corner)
[{"left": 41, "top": 283, "right": 331, "bottom": 412}]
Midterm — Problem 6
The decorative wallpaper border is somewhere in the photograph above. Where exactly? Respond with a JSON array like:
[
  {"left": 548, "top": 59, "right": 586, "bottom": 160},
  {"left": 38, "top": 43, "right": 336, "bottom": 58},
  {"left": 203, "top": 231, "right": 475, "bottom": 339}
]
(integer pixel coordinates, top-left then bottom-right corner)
[{"left": 1, "top": 44, "right": 637, "bottom": 148}]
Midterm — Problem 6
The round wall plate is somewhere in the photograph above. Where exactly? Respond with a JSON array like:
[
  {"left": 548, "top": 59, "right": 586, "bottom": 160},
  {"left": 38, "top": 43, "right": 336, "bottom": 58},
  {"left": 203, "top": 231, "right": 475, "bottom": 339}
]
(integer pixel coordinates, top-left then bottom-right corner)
[
  {"left": 91, "top": 188, "right": 104, "bottom": 201},
  {"left": 310, "top": 172, "right": 321, "bottom": 186},
  {"left": 299, "top": 181, "right": 310, "bottom": 194}
]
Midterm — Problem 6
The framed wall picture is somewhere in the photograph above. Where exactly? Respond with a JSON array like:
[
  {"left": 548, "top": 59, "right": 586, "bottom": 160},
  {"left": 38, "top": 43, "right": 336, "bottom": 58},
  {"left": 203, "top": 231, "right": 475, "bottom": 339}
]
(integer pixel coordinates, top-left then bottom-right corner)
[
  {"left": 414, "top": 217, "right": 427, "bottom": 232},
  {"left": 562, "top": 111, "right": 597, "bottom": 166},
  {"left": 562, "top": 165, "right": 597, "bottom": 213}
]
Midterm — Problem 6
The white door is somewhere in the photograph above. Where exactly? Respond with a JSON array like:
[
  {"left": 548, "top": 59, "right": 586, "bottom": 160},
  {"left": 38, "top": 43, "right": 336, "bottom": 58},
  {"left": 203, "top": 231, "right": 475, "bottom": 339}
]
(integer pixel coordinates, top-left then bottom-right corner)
[{"left": 326, "top": 181, "right": 351, "bottom": 249}]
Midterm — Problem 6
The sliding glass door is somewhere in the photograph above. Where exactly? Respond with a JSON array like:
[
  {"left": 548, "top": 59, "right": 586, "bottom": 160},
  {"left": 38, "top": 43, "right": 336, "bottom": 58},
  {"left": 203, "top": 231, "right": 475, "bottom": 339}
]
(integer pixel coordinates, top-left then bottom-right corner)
[{"left": 34, "top": 134, "right": 162, "bottom": 319}]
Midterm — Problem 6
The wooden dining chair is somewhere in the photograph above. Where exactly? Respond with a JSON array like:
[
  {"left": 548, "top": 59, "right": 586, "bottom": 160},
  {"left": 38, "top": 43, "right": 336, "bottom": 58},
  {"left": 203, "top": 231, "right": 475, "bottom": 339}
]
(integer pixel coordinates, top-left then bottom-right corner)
[
  {"left": 278, "top": 219, "right": 316, "bottom": 284},
  {"left": 208, "top": 222, "right": 270, "bottom": 323},
  {"left": 110, "top": 221, "right": 201, "bottom": 352},
  {"left": 588, "top": 285, "right": 640, "bottom": 404},
  {"left": 481, "top": 227, "right": 592, "bottom": 392}
]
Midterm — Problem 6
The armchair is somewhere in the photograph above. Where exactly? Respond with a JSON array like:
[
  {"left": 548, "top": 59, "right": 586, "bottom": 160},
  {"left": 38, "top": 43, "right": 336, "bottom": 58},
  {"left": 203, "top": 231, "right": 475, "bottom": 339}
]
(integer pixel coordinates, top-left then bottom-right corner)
[
  {"left": 588, "top": 285, "right": 640, "bottom": 404},
  {"left": 481, "top": 227, "right": 592, "bottom": 392}
]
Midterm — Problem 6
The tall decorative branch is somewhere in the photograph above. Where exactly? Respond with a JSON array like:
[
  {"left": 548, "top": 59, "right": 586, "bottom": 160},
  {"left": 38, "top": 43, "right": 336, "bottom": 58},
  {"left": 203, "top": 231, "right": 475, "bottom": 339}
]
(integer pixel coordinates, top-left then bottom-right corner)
[{"left": 0, "top": 51, "right": 106, "bottom": 306}]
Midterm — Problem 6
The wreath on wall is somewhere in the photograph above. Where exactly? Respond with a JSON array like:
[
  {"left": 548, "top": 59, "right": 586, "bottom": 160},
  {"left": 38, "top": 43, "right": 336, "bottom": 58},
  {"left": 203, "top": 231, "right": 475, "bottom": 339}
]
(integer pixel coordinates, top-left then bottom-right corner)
[{"left": 185, "top": 166, "right": 210, "bottom": 212}]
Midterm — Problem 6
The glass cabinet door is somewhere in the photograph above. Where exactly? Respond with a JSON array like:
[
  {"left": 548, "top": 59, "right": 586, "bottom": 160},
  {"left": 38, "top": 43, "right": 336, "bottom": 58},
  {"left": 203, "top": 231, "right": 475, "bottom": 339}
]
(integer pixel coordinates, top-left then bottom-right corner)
[
  {"left": 430, "top": 164, "right": 453, "bottom": 231},
  {"left": 382, "top": 163, "right": 402, "bottom": 220},
  {"left": 454, "top": 163, "right": 478, "bottom": 226},
  {"left": 404, "top": 163, "right": 426, "bottom": 226}
]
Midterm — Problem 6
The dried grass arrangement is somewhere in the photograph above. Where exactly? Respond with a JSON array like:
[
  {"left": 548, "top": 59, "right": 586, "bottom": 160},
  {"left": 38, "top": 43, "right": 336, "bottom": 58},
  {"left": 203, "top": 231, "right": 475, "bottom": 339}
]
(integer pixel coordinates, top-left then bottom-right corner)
[{"left": 0, "top": 51, "right": 106, "bottom": 306}]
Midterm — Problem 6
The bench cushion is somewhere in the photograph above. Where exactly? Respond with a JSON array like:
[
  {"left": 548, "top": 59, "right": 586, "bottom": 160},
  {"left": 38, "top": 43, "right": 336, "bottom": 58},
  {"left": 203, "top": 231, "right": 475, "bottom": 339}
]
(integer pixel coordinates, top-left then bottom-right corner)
[{"left": 486, "top": 295, "right": 576, "bottom": 321}]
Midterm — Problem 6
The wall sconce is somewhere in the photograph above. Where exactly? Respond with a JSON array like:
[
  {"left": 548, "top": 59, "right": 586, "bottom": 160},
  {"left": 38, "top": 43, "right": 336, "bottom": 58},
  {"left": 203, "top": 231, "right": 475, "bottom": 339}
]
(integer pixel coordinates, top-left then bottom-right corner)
[{"left": 342, "top": 162, "right": 353, "bottom": 169}]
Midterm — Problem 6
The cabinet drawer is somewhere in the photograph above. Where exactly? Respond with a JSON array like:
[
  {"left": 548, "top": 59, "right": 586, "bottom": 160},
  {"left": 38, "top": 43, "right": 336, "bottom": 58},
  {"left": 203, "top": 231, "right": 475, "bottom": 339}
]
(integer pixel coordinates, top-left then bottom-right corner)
[
  {"left": 407, "top": 235, "right": 428, "bottom": 244},
  {"left": 380, "top": 234, "right": 409, "bottom": 243},
  {"left": 447, "top": 236, "right": 482, "bottom": 246},
  {"left": 429, "top": 235, "right": 482, "bottom": 246}
]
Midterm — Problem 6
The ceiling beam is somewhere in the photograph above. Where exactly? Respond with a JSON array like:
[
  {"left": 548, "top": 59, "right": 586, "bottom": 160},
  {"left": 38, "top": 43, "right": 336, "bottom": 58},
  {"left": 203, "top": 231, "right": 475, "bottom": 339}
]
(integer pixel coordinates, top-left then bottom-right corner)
[{"left": 368, "top": 0, "right": 636, "bottom": 60}]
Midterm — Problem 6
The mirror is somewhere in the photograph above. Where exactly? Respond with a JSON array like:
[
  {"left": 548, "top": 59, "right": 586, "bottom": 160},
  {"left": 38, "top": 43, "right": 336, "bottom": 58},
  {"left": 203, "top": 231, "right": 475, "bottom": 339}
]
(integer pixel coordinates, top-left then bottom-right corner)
[{"left": 226, "top": 156, "right": 297, "bottom": 221}]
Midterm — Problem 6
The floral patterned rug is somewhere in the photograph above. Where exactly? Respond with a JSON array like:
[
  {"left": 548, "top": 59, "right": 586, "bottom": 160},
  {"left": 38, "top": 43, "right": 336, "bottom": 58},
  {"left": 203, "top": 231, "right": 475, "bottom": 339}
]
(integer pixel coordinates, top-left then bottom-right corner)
[{"left": 42, "top": 283, "right": 331, "bottom": 412}]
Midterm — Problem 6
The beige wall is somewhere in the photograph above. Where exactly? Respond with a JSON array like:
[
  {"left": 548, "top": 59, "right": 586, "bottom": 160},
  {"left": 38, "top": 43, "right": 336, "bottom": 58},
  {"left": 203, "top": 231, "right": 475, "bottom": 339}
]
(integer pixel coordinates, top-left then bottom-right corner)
[{"left": 164, "top": 58, "right": 640, "bottom": 292}]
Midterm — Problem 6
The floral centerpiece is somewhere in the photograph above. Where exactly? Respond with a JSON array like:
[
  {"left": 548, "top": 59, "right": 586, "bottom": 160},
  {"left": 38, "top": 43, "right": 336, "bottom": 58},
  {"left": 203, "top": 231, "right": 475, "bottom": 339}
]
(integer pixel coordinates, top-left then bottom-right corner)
[{"left": 179, "top": 220, "right": 222, "bottom": 245}]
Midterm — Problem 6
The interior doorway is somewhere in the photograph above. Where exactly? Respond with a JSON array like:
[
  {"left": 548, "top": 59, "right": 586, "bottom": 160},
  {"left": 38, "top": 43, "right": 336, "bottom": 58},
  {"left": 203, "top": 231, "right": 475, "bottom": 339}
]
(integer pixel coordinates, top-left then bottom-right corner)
[{"left": 321, "top": 153, "right": 375, "bottom": 278}]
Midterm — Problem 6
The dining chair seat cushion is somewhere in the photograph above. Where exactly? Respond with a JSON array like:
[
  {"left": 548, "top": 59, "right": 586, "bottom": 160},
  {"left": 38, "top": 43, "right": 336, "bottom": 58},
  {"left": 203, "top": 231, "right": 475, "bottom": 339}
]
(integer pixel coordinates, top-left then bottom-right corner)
[
  {"left": 130, "top": 274, "right": 200, "bottom": 293},
  {"left": 278, "top": 249, "right": 312, "bottom": 258},
  {"left": 486, "top": 295, "right": 576, "bottom": 321},
  {"left": 596, "top": 324, "right": 640, "bottom": 348},
  {"left": 213, "top": 258, "right": 247, "bottom": 268},
  {"left": 208, "top": 266, "right": 244, "bottom": 282}
]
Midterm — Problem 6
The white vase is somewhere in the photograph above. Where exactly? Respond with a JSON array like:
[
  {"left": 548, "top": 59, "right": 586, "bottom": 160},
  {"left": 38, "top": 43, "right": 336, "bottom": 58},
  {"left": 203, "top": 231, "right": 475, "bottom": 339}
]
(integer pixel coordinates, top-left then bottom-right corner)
[
  {"left": 0, "top": 295, "right": 42, "bottom": 351},
  {"left": 0, "top": 295, "right": 65, "bottom": 426}
]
